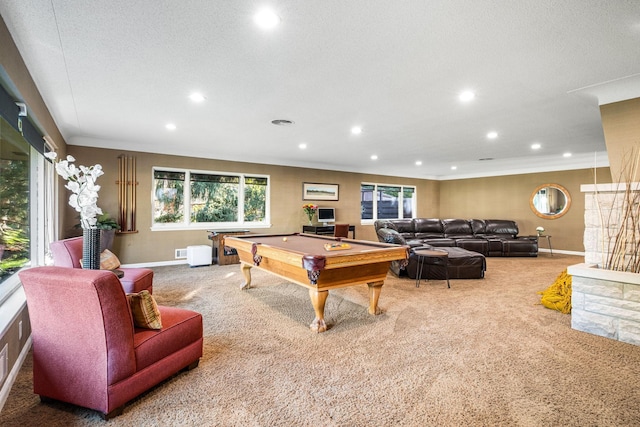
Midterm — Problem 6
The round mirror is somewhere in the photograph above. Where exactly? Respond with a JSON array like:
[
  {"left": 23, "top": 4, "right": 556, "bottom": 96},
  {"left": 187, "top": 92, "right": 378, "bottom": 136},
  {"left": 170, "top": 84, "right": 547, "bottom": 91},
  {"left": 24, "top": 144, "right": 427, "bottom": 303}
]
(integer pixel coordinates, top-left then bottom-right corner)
[{"left": 530, "top": 183, "right": 571, "bottom": 219}]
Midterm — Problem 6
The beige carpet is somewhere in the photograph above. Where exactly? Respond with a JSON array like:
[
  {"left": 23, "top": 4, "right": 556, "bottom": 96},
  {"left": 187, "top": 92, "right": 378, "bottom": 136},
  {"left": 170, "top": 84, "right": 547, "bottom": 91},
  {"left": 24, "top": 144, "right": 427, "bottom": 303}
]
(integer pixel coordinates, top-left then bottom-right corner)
[{"left": 2, "top": 254, "right": 640, "bottom": 426}]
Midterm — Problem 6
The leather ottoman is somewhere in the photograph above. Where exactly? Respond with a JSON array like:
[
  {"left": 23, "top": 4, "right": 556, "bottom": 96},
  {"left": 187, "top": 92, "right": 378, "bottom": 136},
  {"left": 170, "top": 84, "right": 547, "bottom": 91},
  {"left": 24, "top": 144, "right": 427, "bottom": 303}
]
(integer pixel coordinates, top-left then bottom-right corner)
[{"left": 405, "top": 246, "right": 486, "bottom": 279}]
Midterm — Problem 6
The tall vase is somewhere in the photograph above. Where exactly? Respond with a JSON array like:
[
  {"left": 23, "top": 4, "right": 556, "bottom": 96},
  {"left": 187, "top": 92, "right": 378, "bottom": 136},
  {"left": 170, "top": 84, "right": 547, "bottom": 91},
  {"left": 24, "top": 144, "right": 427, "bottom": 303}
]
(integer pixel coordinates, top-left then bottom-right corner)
[{"left": 82, "top": 228, "right": 101, "bottom": 270}]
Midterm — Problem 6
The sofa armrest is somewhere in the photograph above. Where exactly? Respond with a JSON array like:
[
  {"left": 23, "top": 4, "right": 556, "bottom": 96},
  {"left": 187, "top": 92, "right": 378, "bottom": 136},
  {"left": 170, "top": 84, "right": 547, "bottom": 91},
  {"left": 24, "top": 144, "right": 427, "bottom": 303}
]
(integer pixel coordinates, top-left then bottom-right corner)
[{"left": 376, "top": 228, "right": 407, "bottom": 246}]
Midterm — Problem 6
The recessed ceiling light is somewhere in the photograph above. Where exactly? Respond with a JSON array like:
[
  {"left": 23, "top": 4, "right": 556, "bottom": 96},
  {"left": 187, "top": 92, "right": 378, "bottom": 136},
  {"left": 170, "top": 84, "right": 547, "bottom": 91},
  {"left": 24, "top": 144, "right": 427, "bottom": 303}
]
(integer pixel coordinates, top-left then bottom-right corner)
[
  {"left": 451, "top": 166, "right": 457, "bottom": 170},
  {"left": 487, "top": 131, "right": 498, "bottom": 139},
  {"left": 370, "top": 155, "right": 378, "bottom": 160},
  {"left": 254, "top": 8, "right": 280, "bottom": 29},
  {"left": 459, "top": 90, "right": 475, "bottom": 102},
  {"left": 415, "top": 161, "right": 422, "bottom": 166},
  {"left": 189, "top": 93, "right": 205, "bottom": 103},
  {"left": 531, "top": 143, "right": 541, "bottom": 150},
  {"left": 351, "top": 126, "right": 363, "bottom": 135},
  {"left": 165, "top": 123, "right": 176, "bottom": 130},
  {"left": 298, "top": 143, "right": 307, "bottom": 150},
  {"left": 563, "top": 152, "right": 572, "bottom": 158}
]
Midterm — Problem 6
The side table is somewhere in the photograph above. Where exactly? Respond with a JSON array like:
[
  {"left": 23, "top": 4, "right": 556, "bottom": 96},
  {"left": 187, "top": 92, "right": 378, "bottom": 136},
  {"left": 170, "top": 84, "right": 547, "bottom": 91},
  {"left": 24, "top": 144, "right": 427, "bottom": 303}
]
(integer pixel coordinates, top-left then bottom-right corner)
[
  {"left": 414, "top": 249, "right": 450, "bottom": 288},
  {"left": 111, "top": 269, "right": 124, "bottom": 279},
  {"left": 539, "top": 235, "right": 553, "bottom": 256}
]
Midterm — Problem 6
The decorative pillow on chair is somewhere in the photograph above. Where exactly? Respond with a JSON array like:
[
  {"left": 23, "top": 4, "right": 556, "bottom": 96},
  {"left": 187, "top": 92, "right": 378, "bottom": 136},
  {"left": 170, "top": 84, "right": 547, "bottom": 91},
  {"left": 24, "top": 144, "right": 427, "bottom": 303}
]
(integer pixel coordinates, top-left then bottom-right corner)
[
  {"left": 100, "top": 249, "right": 121, "bottom": 270},
  {"left": 79, "top": 249, "right": 121, "bottom": 270},
  {"left": 126, "top": 290, "right": 163, "bottom": 329}
]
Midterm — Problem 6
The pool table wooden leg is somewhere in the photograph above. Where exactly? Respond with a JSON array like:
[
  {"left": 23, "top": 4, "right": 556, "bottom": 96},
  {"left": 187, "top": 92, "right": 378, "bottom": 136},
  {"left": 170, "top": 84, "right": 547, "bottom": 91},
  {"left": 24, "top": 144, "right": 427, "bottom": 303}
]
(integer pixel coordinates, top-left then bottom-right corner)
[
  {"left": 308, "top": 289, "right": 328, "bottom": 333},
  {"left": 240, "top": 262, "right": 252, "bottom": 289},
  {"left": 367, "top": 281, "right": 384, "bottom": 315}
]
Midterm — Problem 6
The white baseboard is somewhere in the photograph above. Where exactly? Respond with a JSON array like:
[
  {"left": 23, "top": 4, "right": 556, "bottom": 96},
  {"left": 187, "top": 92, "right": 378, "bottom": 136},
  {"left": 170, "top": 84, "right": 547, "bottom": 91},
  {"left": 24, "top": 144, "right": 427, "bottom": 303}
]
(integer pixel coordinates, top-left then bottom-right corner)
[
  {"left": 120, "top": 259, "right": 189, "bottom": 268},
  {"left": 0, "top": 335, "right": 31, "bottom": 413},
  {"left": 539, "top": 248, "right": 585, "bottom": 256}
]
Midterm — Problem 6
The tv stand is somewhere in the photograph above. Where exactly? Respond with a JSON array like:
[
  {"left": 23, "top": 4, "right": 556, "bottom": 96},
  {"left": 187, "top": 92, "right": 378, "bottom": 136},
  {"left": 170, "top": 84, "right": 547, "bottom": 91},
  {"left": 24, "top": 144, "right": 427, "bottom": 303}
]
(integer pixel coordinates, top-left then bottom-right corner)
[{"left": 302, "top": 224, "right": 355, "bottom": 239}]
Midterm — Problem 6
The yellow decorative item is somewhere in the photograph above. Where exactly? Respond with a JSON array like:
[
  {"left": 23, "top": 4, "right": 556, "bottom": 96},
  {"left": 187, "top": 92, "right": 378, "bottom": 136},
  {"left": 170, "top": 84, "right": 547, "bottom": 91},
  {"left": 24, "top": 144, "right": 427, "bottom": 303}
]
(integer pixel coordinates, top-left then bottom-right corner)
[
  {"left": 324, "top": 243, "right": 351, "bottom": 251},
  {"left": 537, "top": 269, "right": 572, "bottom": 314}
]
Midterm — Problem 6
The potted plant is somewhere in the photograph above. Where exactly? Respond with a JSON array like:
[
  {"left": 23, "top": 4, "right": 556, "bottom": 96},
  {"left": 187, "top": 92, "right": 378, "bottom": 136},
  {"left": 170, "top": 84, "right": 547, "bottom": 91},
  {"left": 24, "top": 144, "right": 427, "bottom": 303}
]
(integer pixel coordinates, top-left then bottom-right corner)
[{"left": 96, "top": 213, "right": 120, "bottom": 252}]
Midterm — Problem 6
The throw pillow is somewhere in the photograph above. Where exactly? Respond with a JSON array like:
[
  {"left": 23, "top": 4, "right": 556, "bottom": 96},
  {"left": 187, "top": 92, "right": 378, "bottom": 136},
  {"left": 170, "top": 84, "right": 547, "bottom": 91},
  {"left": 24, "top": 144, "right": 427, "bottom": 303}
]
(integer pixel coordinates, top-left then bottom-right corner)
[
  {"left": 79, "top": 249, "right": 122, "bottom": 270},
  {"left": 100, "top": 249, "right": 121, "bottom": 270},
  {"left": 126, "top": 290, "right": 163, "bottom": 329}
]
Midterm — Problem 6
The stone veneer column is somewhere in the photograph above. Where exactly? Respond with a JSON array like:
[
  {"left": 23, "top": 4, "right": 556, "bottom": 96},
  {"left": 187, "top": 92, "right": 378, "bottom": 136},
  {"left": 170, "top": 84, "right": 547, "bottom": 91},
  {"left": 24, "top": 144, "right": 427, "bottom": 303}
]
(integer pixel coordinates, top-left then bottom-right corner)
[
  {"left": 581, "top": 183, "right": 634, "bottom": 267},
  {"left": 570, "top": 182, "right": 640, "bottom": 345}
]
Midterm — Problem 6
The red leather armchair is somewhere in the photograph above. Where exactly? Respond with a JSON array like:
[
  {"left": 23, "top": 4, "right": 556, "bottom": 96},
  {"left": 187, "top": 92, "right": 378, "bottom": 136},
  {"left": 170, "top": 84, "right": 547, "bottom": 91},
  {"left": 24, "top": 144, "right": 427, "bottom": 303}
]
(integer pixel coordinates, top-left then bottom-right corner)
[
  {"left": 19, "top": 266, "right": 203, "bottom": 419},
  {"left": 50, "top": 236, "right": 153, "bottom": 293}
]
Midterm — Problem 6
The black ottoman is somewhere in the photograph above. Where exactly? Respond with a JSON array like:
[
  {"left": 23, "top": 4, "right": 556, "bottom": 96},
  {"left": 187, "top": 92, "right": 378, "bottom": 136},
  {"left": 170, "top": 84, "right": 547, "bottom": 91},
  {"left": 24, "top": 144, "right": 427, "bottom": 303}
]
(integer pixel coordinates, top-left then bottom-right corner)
[{"left": 405, "top": 246, "right": 486, "bottom": 279}]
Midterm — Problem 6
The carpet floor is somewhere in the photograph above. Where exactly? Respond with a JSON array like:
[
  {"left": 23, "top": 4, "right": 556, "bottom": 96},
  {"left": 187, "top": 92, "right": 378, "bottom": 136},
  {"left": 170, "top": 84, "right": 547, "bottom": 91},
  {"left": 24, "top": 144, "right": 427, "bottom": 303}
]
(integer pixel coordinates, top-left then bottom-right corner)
[{"left": 1, "top": 254, "right": 640, "bottom": 426}]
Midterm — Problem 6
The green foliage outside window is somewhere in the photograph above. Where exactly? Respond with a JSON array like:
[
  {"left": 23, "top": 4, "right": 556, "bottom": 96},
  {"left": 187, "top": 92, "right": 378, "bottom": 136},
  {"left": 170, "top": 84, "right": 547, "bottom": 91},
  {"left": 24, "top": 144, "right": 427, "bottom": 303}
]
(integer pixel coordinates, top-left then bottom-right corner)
[
  {"left": 0, "top": 122, "right": 30, "bottom": 283},
  {"left": 153, "top": 169, "right": 268, "bottom": 226},
  {"left": 244, "top": 177, "right": 267, "bottom": 222},
  {"left": 153, "top": 171, "right": 185, "bottom": 223}
]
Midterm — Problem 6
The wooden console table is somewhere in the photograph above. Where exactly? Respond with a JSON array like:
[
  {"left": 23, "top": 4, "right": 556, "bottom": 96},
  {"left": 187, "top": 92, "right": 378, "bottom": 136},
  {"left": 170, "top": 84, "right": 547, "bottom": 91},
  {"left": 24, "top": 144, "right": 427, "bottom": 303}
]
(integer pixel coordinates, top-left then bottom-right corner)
[
  {"left": 207, "top": 230, "right": 250, "bottom": 265},
  {"left": 302, "top": 224, "right": 355, "bottom": 239}
]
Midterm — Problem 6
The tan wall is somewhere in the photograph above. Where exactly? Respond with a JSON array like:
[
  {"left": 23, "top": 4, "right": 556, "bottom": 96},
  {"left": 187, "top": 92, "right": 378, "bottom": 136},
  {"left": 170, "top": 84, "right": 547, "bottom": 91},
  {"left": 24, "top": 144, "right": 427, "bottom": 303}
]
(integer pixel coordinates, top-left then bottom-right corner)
[
  {"left": 68, "top": 145, "right": 610, "bottom": 262},
  {"left": 67, "top": 146, "right": 440, "bottom": 264},
  {"left": 439, "top": 168, "right": 612, "bottom": 252},
  {"left": 600, "top": 98, "right": 640, "bottom": 181}
]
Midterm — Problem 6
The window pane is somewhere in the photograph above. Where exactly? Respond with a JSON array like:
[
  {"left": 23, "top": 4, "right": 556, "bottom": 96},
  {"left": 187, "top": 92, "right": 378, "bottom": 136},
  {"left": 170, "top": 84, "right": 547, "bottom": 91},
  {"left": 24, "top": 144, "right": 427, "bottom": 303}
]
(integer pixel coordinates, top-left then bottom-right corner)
[
  {"left": 361, "top": 184, "right": 374, "bottom": 220},
  {"left": 403, "top": 187, "right": 415, "bottom": 218},
  {"left": 377, "top": 186, "right": 400, "bottom": 219},
  {"left": 244, "top": 176, "right": 266, "bottom": 222},
  {"left": 153, "top": 170, "right": 185, "bottom": 223},
  {"left": 190, "top": 174, "right": 238, "bottom": 223},
  {"left": 0, "top": 117, "right": 31, "bottom": 284}
]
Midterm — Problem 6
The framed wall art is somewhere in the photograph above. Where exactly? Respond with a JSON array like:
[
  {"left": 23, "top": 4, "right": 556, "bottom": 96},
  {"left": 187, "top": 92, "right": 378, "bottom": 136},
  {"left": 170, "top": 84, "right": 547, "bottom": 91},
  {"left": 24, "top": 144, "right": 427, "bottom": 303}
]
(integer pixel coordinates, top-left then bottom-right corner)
[{"left": 302, "top": 182, "right": 339, "bottom": 201}]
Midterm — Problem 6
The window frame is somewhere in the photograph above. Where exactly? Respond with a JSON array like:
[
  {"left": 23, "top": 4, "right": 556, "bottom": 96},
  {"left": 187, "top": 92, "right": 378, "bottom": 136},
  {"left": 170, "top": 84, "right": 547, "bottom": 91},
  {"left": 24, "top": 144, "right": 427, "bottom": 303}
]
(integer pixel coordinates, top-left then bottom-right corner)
[
  {"left": 151, "top": 166, "right": 271, "bottom": 231},
  {"left": 360, "top": 182, "right": 417, "bottom": 224}
]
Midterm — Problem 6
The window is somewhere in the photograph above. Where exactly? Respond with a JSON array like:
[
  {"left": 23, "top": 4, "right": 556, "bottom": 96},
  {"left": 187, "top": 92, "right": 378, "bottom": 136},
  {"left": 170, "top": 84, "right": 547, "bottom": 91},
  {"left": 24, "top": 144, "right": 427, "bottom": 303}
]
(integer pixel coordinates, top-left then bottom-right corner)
[
  {"left": 0, "top": 117, "right": 30, "bottom": 284},
  {"left": 360, "top": 183, "right": 416, "bottom": 222},
  {"left": 0, "top": 116, "right": 54, "bottom": 303},
  {"left": 152, "top": 168, "right": 269, "bottom": 229}
]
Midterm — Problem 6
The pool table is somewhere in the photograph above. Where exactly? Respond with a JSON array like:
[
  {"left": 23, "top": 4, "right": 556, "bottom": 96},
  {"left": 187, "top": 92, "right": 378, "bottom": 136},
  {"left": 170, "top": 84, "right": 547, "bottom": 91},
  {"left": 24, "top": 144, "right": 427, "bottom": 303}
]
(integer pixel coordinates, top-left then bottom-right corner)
[{"left": 224, "top": 233, "right": 409, "bottom": 332}]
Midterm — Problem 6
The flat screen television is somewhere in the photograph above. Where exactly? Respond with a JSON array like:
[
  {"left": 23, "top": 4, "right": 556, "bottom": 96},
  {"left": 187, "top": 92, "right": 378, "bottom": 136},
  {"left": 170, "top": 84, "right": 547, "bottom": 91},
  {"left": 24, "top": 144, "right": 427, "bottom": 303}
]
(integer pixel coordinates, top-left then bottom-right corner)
[{"left": 317, "top": 207, "right": 335, "bottom": 225}]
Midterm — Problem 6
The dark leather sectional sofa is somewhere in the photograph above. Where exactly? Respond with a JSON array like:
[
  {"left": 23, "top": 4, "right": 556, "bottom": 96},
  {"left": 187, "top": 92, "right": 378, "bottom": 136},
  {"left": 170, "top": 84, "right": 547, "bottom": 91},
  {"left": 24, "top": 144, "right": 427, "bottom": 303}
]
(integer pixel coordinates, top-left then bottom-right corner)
[
  {"left": 374, "top": 218, "right": 538, "bottom": 280},
  {"left": 374, "top": 218, "right": 538, "bottom": 257}
]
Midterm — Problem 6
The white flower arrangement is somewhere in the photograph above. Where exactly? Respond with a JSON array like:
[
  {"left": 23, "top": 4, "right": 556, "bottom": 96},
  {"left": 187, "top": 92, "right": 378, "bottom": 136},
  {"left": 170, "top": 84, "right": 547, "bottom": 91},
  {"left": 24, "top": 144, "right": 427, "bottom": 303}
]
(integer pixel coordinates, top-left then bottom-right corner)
[
  {"left": 536, "top": 226, "right": 545, "bottom": 236},
  {"left": 45, "top": 152, "right": 104, "bottom": 229}
]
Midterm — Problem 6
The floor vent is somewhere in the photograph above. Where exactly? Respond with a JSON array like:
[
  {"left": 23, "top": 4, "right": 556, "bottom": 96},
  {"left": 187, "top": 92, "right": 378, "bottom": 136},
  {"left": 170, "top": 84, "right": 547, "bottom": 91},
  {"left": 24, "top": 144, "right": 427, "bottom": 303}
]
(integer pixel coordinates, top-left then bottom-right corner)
[{"left": 175, "top": 248, "right": 188, "bottom": 259}]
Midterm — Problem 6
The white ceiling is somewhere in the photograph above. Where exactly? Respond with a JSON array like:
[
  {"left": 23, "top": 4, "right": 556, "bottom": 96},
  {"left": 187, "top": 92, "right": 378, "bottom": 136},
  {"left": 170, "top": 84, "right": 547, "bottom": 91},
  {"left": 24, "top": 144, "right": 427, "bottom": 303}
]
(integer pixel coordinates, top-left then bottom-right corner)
[{"left": 2, "top": 1, "right": 640, "bottom": 180}]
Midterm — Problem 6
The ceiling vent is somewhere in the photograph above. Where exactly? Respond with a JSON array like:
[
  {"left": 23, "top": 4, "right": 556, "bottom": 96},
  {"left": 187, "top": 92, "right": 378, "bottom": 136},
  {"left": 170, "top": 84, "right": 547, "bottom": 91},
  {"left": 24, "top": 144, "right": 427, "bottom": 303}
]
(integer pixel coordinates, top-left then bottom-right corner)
[
  {"left": 271, "top": 119, "right": 294, "bottom": 126},
  {"left": 478, "top": 158, "right": 494, "bottom": 161}
]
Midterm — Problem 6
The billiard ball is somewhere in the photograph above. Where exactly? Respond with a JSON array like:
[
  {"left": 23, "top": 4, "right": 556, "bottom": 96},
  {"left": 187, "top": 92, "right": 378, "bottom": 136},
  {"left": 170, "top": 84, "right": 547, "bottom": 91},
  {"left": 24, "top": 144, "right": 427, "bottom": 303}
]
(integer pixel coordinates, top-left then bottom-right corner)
[{"left": 282, "top": 237, "right": 288, "bottom": 242}]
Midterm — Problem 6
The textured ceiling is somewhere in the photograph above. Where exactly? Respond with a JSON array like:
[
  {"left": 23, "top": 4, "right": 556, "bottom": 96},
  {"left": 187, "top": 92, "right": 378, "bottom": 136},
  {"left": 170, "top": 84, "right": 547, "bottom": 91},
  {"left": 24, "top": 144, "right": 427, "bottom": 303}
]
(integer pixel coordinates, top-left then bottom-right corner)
[{"left": 1, "top": 1, "right": 640, "bottom": 180}]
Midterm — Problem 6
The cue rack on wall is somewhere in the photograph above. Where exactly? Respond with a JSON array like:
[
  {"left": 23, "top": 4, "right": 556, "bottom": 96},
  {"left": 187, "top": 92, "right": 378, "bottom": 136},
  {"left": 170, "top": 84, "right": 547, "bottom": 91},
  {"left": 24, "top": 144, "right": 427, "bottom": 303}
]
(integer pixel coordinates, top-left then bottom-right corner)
[{"left": 117, "top": 155, "right": 138, "bottom": 234}]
